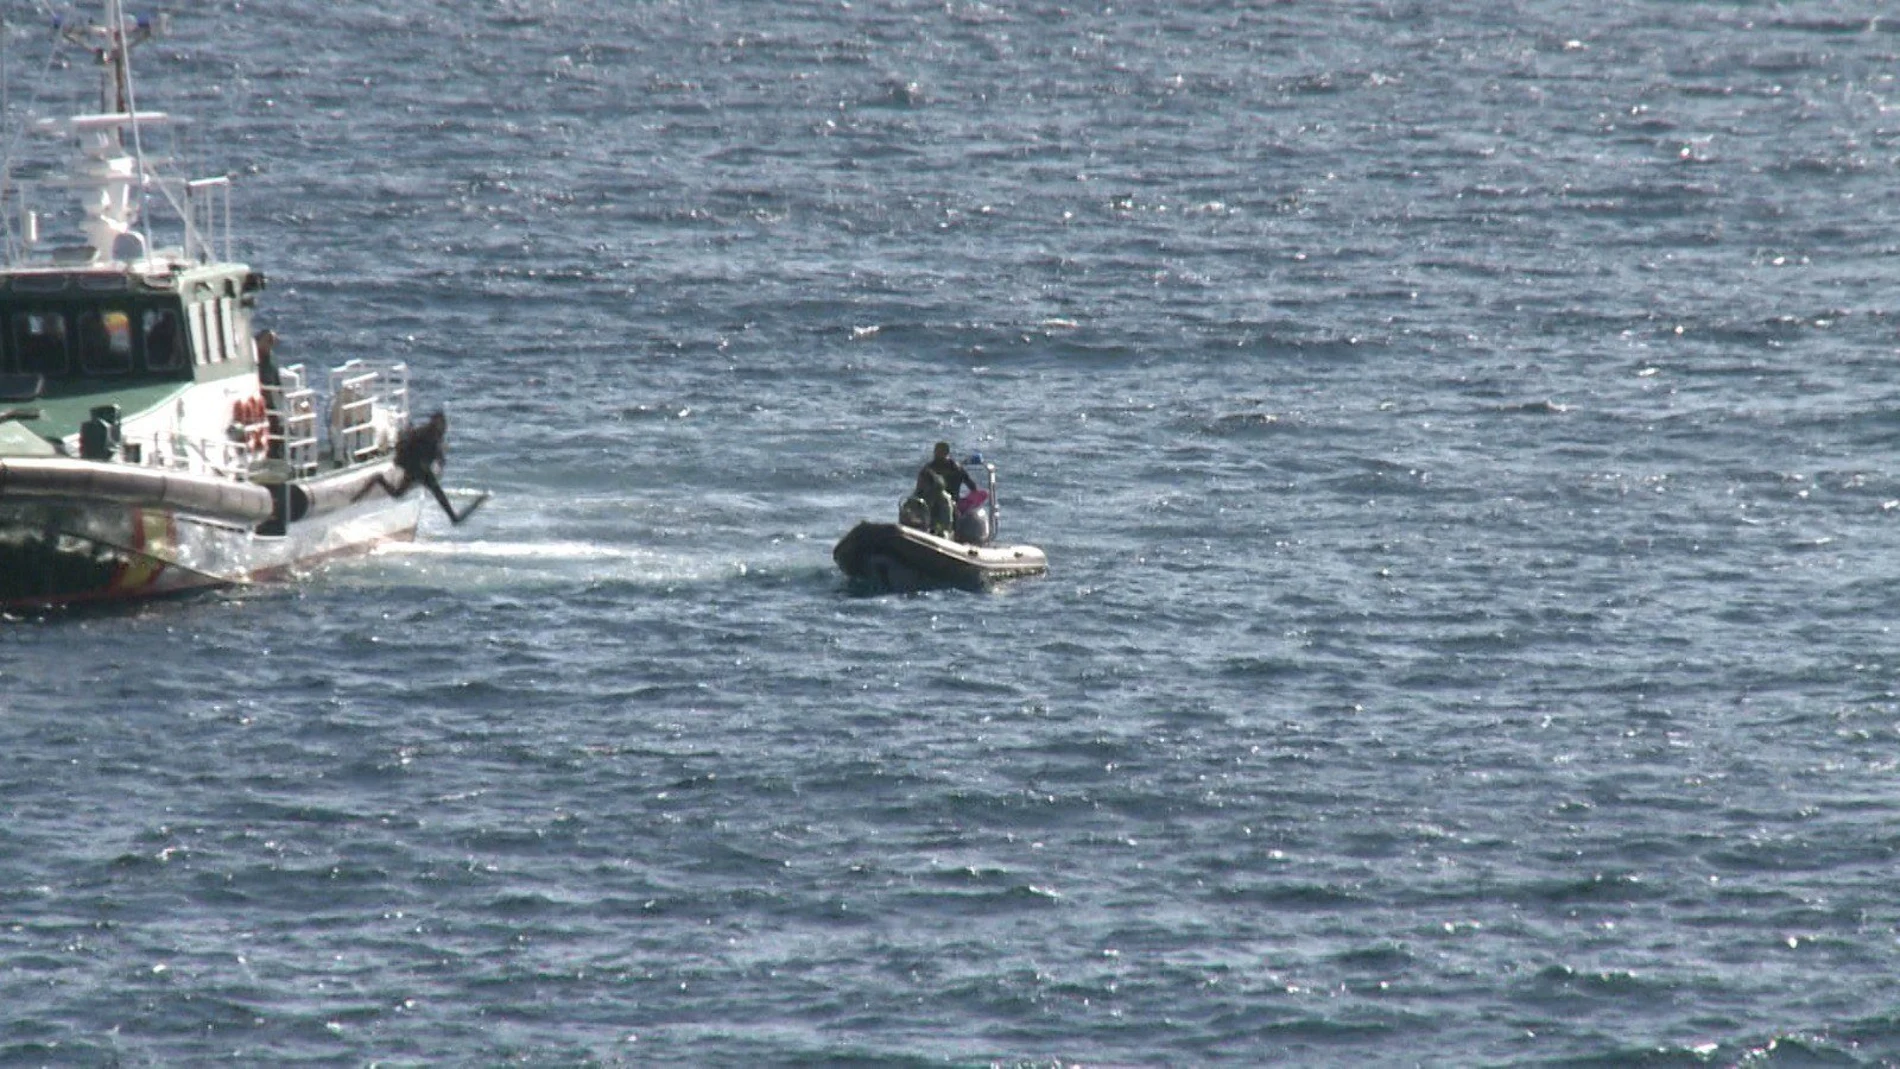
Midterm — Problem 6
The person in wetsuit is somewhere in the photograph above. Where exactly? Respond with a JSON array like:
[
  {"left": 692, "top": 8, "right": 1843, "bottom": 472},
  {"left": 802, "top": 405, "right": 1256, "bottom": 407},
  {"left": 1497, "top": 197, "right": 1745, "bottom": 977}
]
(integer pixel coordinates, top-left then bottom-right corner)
[
  {"left": 916, "top": 441, "right": 976, "bottom": 536},
  {"left": 351, "top": 409, "right": 488, "bottom": 524}
]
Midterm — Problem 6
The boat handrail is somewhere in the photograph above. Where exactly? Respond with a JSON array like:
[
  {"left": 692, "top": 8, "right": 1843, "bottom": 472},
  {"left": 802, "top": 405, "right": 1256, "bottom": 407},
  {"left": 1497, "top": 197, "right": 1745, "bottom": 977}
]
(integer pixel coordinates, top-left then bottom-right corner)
[
  {"left": 185, "top": 430, "right": 251, "bottom": 480},
  {"left": 113, "top": 427, "right": 254, "bottom": 481},
  {"left": 981, "top": 463, "right": 999, "bottom": 541},
  {"left": 264, "top": 362, "right": 320, "bottom": 476},
  {"left": 326, "top": 359, "right": 409, "bottom": 466},
  {"left": 184, "top": 176, "right": 230, "bottom": 265},
  {"left": 4, "top": 168, "right": 225, "bottom": 271}
]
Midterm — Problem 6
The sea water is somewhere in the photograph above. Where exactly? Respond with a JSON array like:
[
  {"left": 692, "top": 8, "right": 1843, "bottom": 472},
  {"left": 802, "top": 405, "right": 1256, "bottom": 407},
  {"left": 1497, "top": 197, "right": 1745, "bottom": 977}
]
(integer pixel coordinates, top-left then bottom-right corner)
[{"left": 6, "top": 2, "right": 1900, "bottom": 1063}]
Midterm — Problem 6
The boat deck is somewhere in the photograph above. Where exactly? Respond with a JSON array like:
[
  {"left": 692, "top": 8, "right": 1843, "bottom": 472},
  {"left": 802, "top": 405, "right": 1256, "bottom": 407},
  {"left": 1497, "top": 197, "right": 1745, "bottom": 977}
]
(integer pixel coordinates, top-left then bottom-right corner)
[{"left": 0, "top": 376, "right": 189, "bottom": 453}]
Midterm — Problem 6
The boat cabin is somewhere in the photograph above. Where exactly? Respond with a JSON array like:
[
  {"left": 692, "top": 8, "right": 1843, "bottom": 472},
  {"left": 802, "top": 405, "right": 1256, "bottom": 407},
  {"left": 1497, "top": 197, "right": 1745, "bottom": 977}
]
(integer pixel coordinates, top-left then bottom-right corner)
[{"left": 0, "top": 262, "right": 262, "bottom": 396}]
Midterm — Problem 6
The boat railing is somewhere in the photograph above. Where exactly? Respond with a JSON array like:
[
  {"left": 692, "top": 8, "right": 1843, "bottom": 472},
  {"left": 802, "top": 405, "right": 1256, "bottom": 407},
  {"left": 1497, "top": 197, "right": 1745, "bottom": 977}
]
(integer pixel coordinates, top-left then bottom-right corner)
[
  {"left": 265, "top": 362, "right": 320, "bottom": 476},
  {"left": 326, "top": 359, "right": 410, "bottom": 466},
  {"left": 183, "top": 176, "right": 232, "bottom": 265},
  {"left": 115, "top": 427, "right": 255, "bottom": 481},
  {"left": 980, "top": 463, "right": 999, "bottom": 541},
  {"left": 4, "top": 179, "right": 93, "bottom": 267},
  {"left": 4, "top": 167, "right": 224, "bottom": 269},
  {"left": 5, "top": 182, "right": 40, "bottom": 266}
]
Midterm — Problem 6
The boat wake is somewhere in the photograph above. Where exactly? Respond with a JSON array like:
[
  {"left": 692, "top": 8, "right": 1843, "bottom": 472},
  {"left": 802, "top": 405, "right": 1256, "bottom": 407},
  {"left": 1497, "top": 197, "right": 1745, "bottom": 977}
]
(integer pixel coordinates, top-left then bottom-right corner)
[
  {"left": 374, "top": 539, "right": 632, "bottom": 562},
  {"left": 346, "top": 536, "right": 829, "bottom": 594},
  {"left": 371, "top": 537, "right": 737, "bottom": 581}
]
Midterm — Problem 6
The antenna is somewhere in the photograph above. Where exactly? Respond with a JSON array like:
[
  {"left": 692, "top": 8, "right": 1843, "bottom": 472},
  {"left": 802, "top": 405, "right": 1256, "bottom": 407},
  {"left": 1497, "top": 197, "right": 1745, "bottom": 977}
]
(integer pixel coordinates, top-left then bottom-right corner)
[
  {"left": 56, "top": 2, "right": 165, "bottom": 114},
  {"left": 49, "top": 1, "right": 169, "bottom": 264}
]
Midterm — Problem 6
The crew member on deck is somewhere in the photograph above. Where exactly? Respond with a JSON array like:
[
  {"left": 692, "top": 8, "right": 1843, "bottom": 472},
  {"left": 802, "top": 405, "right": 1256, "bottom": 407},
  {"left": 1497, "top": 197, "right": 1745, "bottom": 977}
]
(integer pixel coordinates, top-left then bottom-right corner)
[
  {"left": 917, "top": 441, "right": 976, "bottom": 536},
  {"left": 254, "top": 329, "right": 283, "bottom": 457},
  {"left": 254, "top": 328, "right": 278, "bottom": 373},
  {"left": 351, "top": 410, "right": 488, "bottom": 525}
]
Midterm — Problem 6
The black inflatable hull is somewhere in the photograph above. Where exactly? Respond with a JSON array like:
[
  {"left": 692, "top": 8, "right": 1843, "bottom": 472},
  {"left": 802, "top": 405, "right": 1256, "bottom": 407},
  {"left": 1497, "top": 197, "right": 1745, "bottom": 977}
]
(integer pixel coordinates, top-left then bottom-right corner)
[{"left": 833, "top": 521, "right": 1047, "bottom": 593}]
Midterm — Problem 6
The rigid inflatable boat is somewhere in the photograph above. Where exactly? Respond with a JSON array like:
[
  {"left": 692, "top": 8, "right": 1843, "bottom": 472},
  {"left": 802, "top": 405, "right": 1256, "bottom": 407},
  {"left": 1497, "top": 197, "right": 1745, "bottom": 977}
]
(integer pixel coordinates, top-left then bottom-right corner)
[{"left": 834, "top": 459, "right": 1047, "bottom": 592}]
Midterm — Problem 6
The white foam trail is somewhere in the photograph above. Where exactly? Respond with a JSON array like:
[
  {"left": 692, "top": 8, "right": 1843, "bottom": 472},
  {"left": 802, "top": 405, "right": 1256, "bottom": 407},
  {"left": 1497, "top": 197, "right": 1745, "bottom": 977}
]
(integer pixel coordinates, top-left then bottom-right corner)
[
  {"left": 353, "top": 536, "right": 763, "bottom": 588},
  {"left": 373, "top": 539, "right": 633, "bottom": 562}
]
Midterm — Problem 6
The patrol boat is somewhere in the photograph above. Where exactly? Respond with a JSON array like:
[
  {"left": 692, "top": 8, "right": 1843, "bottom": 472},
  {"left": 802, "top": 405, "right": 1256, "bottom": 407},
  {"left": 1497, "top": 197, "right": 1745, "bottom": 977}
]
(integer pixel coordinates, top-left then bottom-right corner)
[
  {"left": 834, "top": 458, "right": 1048, "bottom": 592},
  {"left": 0, "top": 5, "right": 432, "bottom": 608}
]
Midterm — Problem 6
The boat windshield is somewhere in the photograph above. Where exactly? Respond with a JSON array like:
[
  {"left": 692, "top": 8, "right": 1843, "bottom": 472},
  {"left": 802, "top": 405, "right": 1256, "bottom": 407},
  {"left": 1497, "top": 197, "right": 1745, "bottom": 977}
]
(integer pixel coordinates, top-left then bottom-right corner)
[
  {"left": 10, "top": 310, "right": 67, "bottom": 375},
  {"left": 78, "top": 309, "right": 134, "bottom": 373},
  {"left": 2, "top": 303, "right": 192, "bottom": 380}
]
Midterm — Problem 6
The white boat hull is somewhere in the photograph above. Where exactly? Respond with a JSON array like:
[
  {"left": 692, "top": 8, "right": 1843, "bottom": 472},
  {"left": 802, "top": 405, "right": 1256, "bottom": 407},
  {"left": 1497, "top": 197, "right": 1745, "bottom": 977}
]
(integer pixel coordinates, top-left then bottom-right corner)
[{"left": 0, "top": 459, "right": 421, "bottom": 609}]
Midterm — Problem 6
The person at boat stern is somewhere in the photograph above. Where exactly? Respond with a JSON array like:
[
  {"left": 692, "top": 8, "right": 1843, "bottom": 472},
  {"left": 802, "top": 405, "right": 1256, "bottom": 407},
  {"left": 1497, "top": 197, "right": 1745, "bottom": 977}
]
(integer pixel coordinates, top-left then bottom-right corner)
[
  {"left": 918, "top": 441, "right": 976, "bottom": 536},
  {"left": 352, "top": 410, "right": 489, "bottom": 525}
]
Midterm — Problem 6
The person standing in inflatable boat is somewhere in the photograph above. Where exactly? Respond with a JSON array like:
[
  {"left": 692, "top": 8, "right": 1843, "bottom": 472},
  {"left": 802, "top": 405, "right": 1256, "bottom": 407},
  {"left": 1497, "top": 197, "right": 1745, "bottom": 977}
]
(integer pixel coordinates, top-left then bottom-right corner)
[{"left": 915, "top": 441, "right": 976, "bottom": 537}]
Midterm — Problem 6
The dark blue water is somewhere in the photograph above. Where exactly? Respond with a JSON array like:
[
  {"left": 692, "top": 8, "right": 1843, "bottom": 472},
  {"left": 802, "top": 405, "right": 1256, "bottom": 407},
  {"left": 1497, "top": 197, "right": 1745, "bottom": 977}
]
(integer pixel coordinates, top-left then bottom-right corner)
[{"left": 7, "top": 2, "right": 1900, "bottom": 1063}]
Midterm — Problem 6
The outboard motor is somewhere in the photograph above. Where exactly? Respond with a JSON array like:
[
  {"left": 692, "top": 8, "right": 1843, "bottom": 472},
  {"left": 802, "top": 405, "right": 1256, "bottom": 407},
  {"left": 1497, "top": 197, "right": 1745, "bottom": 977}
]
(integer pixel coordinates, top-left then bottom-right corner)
[
  {"left": 954, "top": 503, "right": 991, "bottom": 545},
  {"left": 955, "top": 454, "right": 999, "bottom": 545},
  {"left": 79, "top": 404, "right": 122, "bottom": 461}
]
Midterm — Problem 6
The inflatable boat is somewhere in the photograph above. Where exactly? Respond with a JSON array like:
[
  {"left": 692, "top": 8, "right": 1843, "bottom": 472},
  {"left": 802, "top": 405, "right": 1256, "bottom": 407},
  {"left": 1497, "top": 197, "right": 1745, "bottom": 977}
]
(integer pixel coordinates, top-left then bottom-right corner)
[{"left": 834, "top": 459, "right": 1047, "bottom": 592}]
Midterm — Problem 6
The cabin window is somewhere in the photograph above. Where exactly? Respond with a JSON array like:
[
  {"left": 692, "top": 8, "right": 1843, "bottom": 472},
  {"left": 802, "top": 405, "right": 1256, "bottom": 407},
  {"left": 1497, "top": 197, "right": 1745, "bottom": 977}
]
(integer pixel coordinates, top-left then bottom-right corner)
[
  {"left": 11, "top": 311, "right": 69, "bottom": 376},
  {"left": 77, "top": 308, "right": 135, "bottom": 374},
  {"left": 205, "top": 301, "right": 226, "bottom": 363},
  {"left": 218, "top": 297, "right": 241, "bottom": 365},
  {"left": 188, "top": 301, "right": 209, "bottom": 365},
  {"left": 142, "top": 308, "right": 185, "bottom": 371}
]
